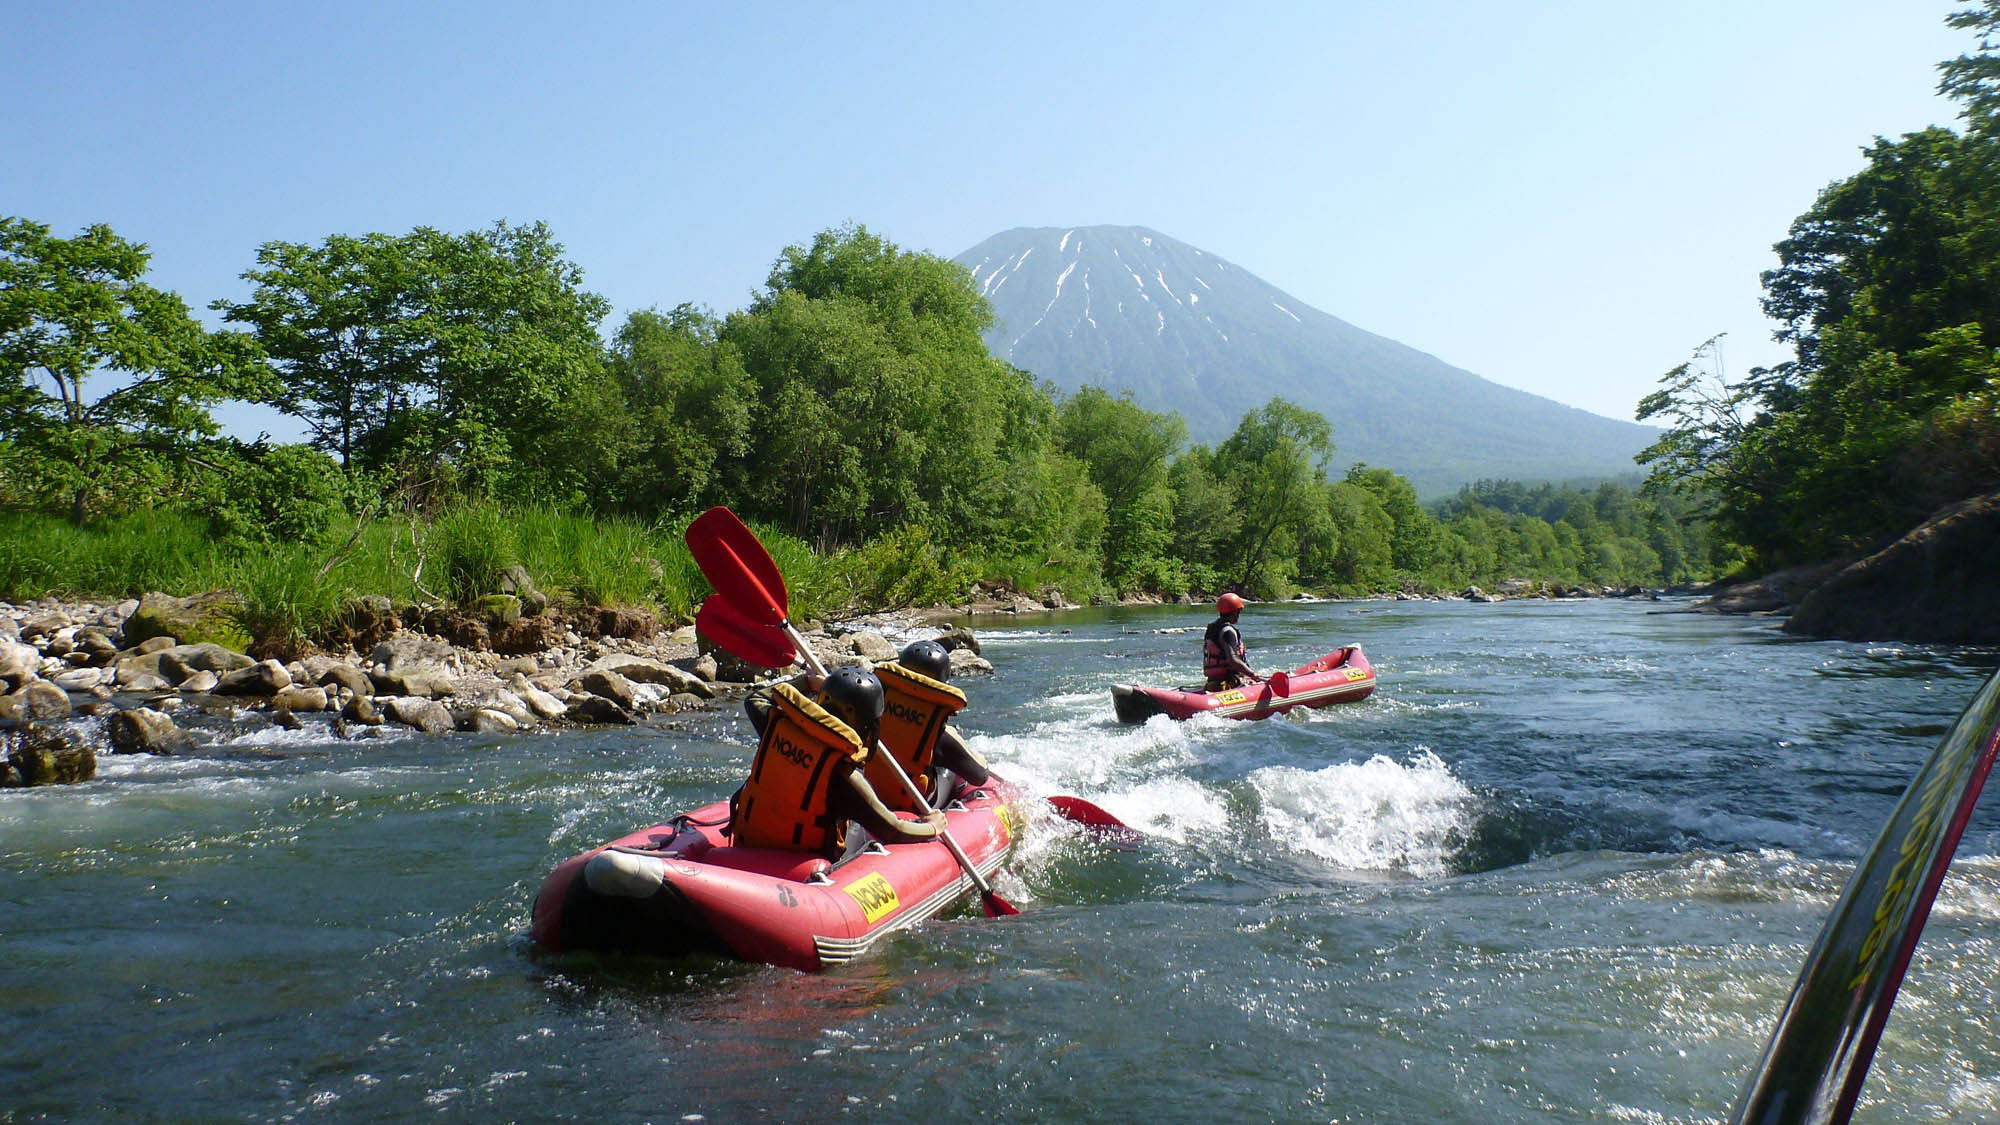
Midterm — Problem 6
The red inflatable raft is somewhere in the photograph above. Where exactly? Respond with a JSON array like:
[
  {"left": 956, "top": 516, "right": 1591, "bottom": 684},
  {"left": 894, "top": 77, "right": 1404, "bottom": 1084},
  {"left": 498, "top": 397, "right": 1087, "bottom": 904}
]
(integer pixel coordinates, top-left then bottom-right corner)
[
  {"left": 530, "top": 784, "right": 1022, "bottom": 972},
  {"left": 1110, "top": 645, "right": 1377, "bottom": 723}
]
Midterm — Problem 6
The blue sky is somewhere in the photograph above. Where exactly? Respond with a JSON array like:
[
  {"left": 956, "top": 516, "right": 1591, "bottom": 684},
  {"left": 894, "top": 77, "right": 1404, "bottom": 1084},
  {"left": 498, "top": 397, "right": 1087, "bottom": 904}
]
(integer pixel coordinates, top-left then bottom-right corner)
[{"left": 3, "top": 2, "right": 1972, "bottom": 438}]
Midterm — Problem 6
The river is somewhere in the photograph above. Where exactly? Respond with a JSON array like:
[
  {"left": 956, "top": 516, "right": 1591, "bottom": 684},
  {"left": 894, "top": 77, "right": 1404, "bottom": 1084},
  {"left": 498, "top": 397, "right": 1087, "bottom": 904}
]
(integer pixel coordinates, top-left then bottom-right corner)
[{"left": 6, "top": 597, "right": 2000, "bottom": 1121}]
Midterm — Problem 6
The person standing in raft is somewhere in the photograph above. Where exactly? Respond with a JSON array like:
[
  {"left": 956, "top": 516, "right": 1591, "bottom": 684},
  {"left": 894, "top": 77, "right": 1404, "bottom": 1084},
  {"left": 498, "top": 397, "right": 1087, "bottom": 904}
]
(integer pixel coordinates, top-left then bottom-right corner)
[
  {"left": 1203, "top": 592, "right": 1263, "bottom": 691},
  {"left": 733, "top": 665, "right": 949, "bottom": 859},
  {"left": 874, "top": 640, "right": 991, "bottom": 808}
]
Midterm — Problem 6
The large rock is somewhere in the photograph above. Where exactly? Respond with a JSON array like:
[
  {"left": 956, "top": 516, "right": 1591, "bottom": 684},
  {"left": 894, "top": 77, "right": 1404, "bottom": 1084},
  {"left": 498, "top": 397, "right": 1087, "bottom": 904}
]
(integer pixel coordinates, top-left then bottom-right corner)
[
  {"left": 368, "top": 635, "right": 458, "bottom": 698},
  {"left": 2, "top": 724, "right": 96, "bottom": 786},
  {"left": 122, "top": 591, "right": 252, "bottom": 652},
  {"left": 848, "top": 631, "right": 897, "bottom": 662},
  {"left": 567, "top": 695, "right": 635, "bottom": 725},
  {"left": 382, "top": 696, "right": 455, "bottom": 735},
  {"left": 74, "top": 629, "right": 120, "bottom": 665},
  {"left": 460, "top": 708, "right": 519, "bottom": 734},
  {"left": 341, "top": 695, "right": 384, "bottom": 726},
  {"left": 1696, "top": 560, "right": 1852, "bottom": 616},
  {"left": 582, "top": 654, "right": 711, "bottom": 698},
  {"left": 569, "top": 668, "right": 638, "bottom": 712},
  {"left": 116, "top": 643, "right": 255, "bottom": 687},
  {"left": 508, "top": 675, "right": 567, "bottom": 720},
  {"left": 948, "top": 647, "right": 995, "bottom": 677},
  {"left": 270, "top": 685, "right": 329, "bottom": 713},
  {"left": 316, "top": 664, "right": 372, "bottom": 698},
  {"left": 0, "top": 641, "right": 41, "bottom": 688},
  {"left": 107, "top": 708, "right": 195, "bottom": 755},
  {"left": 934, "top": 626, "right": 981, "bottom": 656},
  {"left": 215, "top": 659, "right": 292, "bottom": 697},
  {"left": 50, "top": 667, "right": 107, "bottom": 692},
  {"left": 1784, "top": 492, "right": 2000, "bottom": 644},
  {"left": 9, "top": 680, "right": 71, "bottom": 720}
]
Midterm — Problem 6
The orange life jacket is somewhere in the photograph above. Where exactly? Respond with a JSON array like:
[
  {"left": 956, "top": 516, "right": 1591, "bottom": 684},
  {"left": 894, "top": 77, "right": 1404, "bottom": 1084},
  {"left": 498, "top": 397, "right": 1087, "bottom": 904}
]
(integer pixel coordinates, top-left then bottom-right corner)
[
  {"left": 867, "top": 661, "right": 968, "bottom": 814},
  {"left": 732, "top": 682, "right": 871, "bottom": 855}
]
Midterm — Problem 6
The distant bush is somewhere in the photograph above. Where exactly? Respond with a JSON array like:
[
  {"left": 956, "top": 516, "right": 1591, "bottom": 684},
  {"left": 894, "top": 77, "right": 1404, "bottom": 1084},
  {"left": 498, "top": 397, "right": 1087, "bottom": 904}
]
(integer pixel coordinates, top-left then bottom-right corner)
[{"left": 196, "top": 442, "right": 351, "bottom": 547}]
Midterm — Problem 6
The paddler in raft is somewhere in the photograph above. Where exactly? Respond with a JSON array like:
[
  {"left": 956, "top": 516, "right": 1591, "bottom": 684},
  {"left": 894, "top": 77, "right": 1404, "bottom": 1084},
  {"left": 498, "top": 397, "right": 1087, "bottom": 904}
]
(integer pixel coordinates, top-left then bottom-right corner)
[
  {"left": 734, "top": 665, "right": 950, "bottom": 859},
  {"left": 873, "top": 640, "right": 992, "bottom": 809},
  {"left": 1202, "top": 592, "right": 1265, "bottom": 691}
]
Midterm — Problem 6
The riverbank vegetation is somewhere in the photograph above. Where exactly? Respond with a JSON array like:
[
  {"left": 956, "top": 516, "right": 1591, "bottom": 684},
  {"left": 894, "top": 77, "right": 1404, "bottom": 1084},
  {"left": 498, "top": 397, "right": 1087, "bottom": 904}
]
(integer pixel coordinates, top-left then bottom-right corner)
[
  {"left": 1638, "top": 3, "right": 2000, "bottom": 572},
  {"left": 53, "top": 1, "right": 2000, "bottom": 644},
  {"left": 0, "top": 206, "right": 1724, "bottom": 648}
]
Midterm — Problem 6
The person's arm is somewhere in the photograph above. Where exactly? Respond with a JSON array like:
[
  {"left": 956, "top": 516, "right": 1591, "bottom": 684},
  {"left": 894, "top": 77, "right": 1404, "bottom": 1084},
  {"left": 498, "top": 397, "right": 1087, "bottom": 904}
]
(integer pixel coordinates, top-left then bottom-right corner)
[
  {"left": 932, "top": 726, "right": 990, "bottom": 786},
  {"left": 832, "top": 767, "right": 948, "bottom": 842},
  {"left": 743, "top": 670, "right": 826, "bottom": 735}
]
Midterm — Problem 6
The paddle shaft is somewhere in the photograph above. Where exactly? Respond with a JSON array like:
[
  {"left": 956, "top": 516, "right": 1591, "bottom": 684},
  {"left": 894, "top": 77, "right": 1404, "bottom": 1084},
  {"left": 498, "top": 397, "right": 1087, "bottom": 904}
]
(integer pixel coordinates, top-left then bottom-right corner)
[
  {"left": 867, "top": 733, "right": 1003, "bottom": 899},
  {"left": 785, "top": 622, "right": 827, "bottom": 678},
  {"left": 728, "top": 556, "right": 1008, "bottom": 904}
]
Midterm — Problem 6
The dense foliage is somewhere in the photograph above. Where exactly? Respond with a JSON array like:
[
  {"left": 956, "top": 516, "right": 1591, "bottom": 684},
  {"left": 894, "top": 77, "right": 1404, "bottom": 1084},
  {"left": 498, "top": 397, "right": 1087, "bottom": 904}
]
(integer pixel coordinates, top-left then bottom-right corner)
[
  {"left": 0, "top": 219, "right": 272, "bottom": 524},
  {"left": 0, "top": 213, "right": 1718, "bottom": 635},
  {"left": 1640, "top": 2, "right": 2000, "bottom": 569},
  {"left": 6, "top": 222, "right": 1731, "bottom": 643}
]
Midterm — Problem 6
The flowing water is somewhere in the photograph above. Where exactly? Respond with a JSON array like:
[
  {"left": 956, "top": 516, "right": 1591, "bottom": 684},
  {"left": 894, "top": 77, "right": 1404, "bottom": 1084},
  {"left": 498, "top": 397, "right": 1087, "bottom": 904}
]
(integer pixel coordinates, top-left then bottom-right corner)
[{"left": 7, "top": 598, "right": 2000, "bottom": 1122}]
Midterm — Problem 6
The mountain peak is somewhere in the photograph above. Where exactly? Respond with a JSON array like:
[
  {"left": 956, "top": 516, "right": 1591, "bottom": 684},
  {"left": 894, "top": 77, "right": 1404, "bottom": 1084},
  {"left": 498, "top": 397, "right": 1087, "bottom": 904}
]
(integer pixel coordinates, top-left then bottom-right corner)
[{"left": 954, "top": 225, "right": 1655, "bottom": 497}]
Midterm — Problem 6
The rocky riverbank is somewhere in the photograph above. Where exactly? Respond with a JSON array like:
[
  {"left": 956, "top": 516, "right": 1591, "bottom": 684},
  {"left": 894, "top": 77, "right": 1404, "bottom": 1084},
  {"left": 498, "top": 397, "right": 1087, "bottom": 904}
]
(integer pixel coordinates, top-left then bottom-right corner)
[
  {"left": 1682, "top": 489, "right": 2000, "bottom": 646},
  {"left": 0, "top": 593, "right": 990, "bottom": 789},
  {"left": 1, "top": 573, "right": 1704, "bottom": 789}
]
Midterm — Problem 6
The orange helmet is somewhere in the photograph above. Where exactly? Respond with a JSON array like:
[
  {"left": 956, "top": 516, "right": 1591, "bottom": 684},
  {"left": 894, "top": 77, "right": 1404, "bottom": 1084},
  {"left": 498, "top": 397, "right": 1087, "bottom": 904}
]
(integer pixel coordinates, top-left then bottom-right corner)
[{"left": 1217, "top": 592, "right": 1245, "bottom": 615}]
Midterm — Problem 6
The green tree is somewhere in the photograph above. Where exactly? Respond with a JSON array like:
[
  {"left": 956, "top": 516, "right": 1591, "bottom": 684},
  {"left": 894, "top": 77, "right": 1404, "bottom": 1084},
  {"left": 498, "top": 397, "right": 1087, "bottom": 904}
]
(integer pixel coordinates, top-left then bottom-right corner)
[
  {"left": 1636, "top": 10, "right": 2000, "bottom": 567},
  {"left": 1942, "top": 2, "right": 2000, "bottom": 132},
  {"left": 597, "top": 304, "right": 755, "bottom": 517},
  {"left": 1056, "top": 386, "right": 1185, "bottom": 589},
  {"left": 723, "top": 224, "right": 1037, "bottom": 550},
  {"left": 220, "top": 221, "right": 611, "bottom": 503},
  {"left": 216, "top": 232, "right": 419, "bottom": 470},
  {"left": 1, "top": 218, "right": 270, "bottom": 523},
  {"left": 1325, "top": 480, "right": 1394, "bottom": 590},
  {"left": 1346, "top": 464, "right": 1444, "bottom": 575},
  {"left": 1211, "top": 398, "right": 1334, "bottom": 594},
  {"left": 1165, "top": 447, "right": 1239, "bottom": 591}
]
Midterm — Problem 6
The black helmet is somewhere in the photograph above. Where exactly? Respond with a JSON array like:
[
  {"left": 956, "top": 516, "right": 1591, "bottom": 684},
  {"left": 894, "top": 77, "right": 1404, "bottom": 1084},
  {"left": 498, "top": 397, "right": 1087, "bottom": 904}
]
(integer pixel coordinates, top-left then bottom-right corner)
[
  {"left": 898, "top": 640, "right": 951, "bottom": 682},
  {"left": 817, "top": 666, "right": 885, "bottom": 735}
]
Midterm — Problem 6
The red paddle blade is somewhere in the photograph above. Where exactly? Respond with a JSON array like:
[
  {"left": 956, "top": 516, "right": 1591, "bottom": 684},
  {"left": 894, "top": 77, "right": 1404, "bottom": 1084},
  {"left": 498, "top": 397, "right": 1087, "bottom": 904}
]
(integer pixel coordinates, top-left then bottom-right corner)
[
  {"left": 695, "top": 597, "right": 796, "bottom": 669},
  {"left": 685, "top": 507, "right": 790, "bottom": 625},
  {"left": 1266, "top": 671, "right": 1291, "bottom": 697},
  {"left": 981, "top": 891, "right": 1021, "bottom": 917},
  {"left": 1046, "top": 796, "right": 1145, "bottom": 849}
]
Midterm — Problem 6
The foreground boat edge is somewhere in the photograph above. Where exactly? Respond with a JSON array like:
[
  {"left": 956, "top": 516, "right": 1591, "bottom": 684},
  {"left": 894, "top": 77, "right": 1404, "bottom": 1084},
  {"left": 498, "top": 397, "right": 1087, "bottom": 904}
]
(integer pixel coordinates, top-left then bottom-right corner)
[{"left": 1731, "top": 662, "right": 2000, "bottom": 1124}]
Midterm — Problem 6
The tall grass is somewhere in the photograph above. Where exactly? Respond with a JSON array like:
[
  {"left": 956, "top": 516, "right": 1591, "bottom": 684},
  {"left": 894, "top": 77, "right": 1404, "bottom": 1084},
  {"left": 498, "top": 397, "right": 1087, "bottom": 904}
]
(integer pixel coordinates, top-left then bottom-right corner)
[
  {"left": 427, "top": 503, "right": 522, "bottom": 604},
  {"left": 231, "top": 545, "right": 356, "bottom": 655},
  {"left": 0, "top": 509, "right": 230, "bottom": 599},
  {"left": 0, "top": 505, "right": 990, "bottom": 649}
]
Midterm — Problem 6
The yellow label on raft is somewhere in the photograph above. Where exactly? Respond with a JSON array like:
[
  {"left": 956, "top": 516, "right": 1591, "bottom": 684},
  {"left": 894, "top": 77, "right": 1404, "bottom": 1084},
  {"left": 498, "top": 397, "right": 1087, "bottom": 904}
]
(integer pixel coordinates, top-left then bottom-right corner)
[
  {"left": 845, "top": 872, "right": 900, "bottom": 923},
  {"left": 996, "top": 802, "right": 1021, "bottom": 843},
  {"left": 1216, "top": 690, "right": 1246, "bottom": 704},
  {"left": 1345, "top": 668, "right": 1369, "bottom": 680}
]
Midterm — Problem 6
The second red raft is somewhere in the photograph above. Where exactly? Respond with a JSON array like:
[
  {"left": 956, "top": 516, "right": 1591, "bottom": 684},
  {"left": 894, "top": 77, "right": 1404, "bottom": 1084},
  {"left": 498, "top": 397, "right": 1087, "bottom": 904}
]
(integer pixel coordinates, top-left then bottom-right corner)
[{"left": 1110, "top": 645, "right": 1377, "bottom": 723}]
